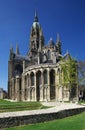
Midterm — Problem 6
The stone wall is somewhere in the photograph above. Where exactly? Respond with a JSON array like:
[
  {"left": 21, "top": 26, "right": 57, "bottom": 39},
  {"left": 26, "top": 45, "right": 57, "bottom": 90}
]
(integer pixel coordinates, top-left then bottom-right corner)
[{"left": 0, "top": 107, "right": 85, "bottom": 129}]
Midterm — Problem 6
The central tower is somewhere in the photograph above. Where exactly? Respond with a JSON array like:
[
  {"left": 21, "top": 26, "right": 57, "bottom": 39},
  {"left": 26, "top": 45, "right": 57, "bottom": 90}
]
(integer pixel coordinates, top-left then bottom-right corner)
[{"left": 28, "top": 11, "right": 44, "bottom": 60}]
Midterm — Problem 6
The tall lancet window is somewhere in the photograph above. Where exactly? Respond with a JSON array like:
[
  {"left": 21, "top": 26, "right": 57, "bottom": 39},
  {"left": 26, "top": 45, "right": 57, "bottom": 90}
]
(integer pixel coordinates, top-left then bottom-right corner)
[
  {"left": 43, "top": 70, "right": 48, "bottom": 84},
  {"left": 30, "top": 72, "right": 34, "bottom": 86}
]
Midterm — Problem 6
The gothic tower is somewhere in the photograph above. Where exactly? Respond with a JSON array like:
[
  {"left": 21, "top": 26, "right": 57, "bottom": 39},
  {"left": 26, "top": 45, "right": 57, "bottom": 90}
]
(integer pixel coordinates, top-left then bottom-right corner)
[{"left": 28, "top": 11, "right": 44, "bottom": 59}]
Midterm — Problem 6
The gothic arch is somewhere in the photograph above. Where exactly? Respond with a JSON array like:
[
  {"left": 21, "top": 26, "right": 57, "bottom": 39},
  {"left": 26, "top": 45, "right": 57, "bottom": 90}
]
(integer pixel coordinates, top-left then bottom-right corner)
[
  {"left": 14, "top": 64, "right": 23, "bottom": 76},
  {"left": 27, "top": 74, "right": 29, "bottom": 87},
  {"left": 25, "top": 75, "right": 27, "bottom": 87},
  {"left": 30, "top": 72, "right": 34, "bottom": 86},
  {"left": 50, "top": 69, "right": 55, "bottom": 100},
  {"left": 43, "top": 70, "right": 48, "bottom": 84}
]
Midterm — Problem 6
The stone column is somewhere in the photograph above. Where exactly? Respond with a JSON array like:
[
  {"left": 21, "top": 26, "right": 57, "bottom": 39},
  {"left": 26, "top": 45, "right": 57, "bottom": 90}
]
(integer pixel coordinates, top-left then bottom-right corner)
[
  {"left": 8, "top": 81, "right": 11, "bottom": 99},
  {"left": 47, "top": 69, "right": 50, "bottom": 101},
  {"left": 40, "top": 70, "right": 44, "bottom": 101},
  {"left": 9, "top": 80, "right": 12, "bottom": 99},
  {"left": 23, "top": 60, "right": 25, "bottom": 73},
  {"left": 16, "top": 76, "right": 20, "bottom": 101},
  {"left": 55, "top": 68, "right": 59, "bottom": 101},
  {"left": 27, "top": 73, "right": 31, "bottom": 101},
  {"left": 15, "top": 79, "right": 17, "bottom": 101},
  {"left": 34, "top": 72, "right": 37, "bottom": 101},
  {"left": 25, "top": 75, "right": 28, "bottom": 100},
  {"left": 25, "top": 74, "right": 29, "bottom": 100},
  {"left": 11, "top": 79, "right": 14, "bottom": 100},
  {"left": 21, "top": 75, "right": 25, "bottom": 101},
  {"left": 12, "top": 78, "right": 15, "bottom": 100},
  {"left": 44, "top": 87, "right": 47, "bottom": 101},
  {"left": 59, "top": 86, "right": 63, "bottom": 101}
]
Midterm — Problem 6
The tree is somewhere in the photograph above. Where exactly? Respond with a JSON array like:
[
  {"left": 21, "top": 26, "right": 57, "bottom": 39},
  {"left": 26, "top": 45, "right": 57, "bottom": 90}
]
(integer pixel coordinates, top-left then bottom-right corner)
[
  {"left": 78, "top": 61, "right": 85, "bottom": 86},
  {"left": 60, "top": 56, "right": 77, "bottom": 100},
  {"left": 78, "top": 61, "right": 85, "bottom": 100}
]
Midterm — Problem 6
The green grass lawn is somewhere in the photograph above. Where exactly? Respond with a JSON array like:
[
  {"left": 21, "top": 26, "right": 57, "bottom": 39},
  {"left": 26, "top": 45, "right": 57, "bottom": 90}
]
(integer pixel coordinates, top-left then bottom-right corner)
[
  {"left": 5, "top": 111, "right": 85, "bottom": 130},
  {"left": 0, "top": 99, "right": 48, "bottom": 112}
]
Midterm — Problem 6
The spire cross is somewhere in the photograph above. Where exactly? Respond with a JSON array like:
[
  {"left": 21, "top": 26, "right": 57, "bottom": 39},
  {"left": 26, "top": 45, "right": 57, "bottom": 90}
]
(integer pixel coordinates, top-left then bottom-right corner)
[{"left": 34, "top": 10, "right": 38, "bottom": 22}]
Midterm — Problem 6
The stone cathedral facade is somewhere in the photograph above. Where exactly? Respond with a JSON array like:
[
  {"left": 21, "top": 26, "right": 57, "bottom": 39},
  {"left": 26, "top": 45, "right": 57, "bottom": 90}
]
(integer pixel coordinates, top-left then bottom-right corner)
[{"left": 8, "top": 12, "right": 77, "bottom": 101}]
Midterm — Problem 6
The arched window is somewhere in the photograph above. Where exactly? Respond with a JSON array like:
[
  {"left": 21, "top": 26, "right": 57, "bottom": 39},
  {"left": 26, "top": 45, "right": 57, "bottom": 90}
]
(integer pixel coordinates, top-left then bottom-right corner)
[
  {"left": 50, "top": 69, "right": 55, "bottom": 85},
  {"left": 36, "top": 71, "right": 41, "bottom": 85},
  {"left": 27, "top": 74, "right": 29, "bottom": 86},
  {"left": 43, "top": 70, "right": 48, "bottom": 84},
  {"left": 30, "top": 72, "right": 34, "bottom": 86}
]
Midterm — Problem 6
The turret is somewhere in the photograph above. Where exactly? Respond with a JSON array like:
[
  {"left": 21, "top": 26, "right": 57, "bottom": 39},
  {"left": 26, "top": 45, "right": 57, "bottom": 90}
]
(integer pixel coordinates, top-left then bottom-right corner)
[
  {"left": 9, "top": 45, "right": 14, "bottom": 60},
  {"left": 10, "top": 45, "right": 13, "bottom": 54}
]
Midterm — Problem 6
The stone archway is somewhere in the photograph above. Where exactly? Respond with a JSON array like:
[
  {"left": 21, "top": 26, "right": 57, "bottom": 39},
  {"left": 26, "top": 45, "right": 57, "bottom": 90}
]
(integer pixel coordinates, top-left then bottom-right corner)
[
  {"left": 50, "top": 69, "right": 55, "bottom": 100},
  {"left": 36, "top": 71, "right": 41, "bottom": 101}
]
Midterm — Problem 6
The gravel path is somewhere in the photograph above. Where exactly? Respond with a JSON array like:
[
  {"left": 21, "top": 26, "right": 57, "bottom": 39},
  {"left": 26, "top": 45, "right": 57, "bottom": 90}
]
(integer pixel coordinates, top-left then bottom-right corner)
[{"left": 0, "top": 102, "right": 85, "bottom": 118}]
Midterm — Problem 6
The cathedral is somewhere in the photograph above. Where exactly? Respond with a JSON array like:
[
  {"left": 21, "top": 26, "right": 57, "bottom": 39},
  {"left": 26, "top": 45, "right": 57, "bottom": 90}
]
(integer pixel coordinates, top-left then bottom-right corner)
[{"left": 8, "top": 12, "right": 77, "bottom": 101}]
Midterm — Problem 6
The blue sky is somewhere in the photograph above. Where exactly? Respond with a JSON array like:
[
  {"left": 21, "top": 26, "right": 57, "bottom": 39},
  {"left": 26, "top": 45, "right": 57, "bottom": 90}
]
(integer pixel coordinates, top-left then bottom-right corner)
[{"left": 0, "top": 0, "right": 85, "bottom": 90}]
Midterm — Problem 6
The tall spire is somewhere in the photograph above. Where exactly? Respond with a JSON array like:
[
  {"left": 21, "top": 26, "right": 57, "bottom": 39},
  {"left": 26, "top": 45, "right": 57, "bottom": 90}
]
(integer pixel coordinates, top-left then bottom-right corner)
[
  {"left": 57, "top": 33, "right": 60, "bottom": 42},
  {"left": 34, "top": 10, "right": 38, "bottom": 22},
  {"left": 9, "top": 44, "right": 14, "bottom": 60},
  {"left": 16, "top": 44, "right": 20, "bottom": 55},
  {"left": 56, "top": 33, "right": 62, "bottom": 54},
  {"left": 10, "top": 44, "right": 13, "bottom": 53}
]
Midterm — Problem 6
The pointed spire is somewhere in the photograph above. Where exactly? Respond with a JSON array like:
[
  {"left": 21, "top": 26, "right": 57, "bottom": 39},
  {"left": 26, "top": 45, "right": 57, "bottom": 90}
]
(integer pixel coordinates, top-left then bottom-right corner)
[
  {"left": 65, "top": 50, "right": 71, "bottom": 60},
  {"left": 10, "top": 44, "right": 13, "bottom": 53},
  {"left": 34, "top": 10, "right": 38, "bottom": 22},
  {"left": 57, "top": 33, "right": 60, "bottom": 42},
  {"left": 16, "top": 44, "right": 20, "bottom": 55},
  {"left": 9, "top": 44, "right": 14, "bottom": 60},
  {"left": 35, "top": 10, "right": 37, "bottom": 17},
  {"left": 56, "top": 33, "right": 62, "bottom": 54}
]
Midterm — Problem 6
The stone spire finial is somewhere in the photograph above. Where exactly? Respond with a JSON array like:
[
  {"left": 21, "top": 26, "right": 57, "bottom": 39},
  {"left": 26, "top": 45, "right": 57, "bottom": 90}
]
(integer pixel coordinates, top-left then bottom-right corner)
[
  {"left": 57, "top": 33, "right": 60, "bottom": 42},
  {"left": 34, "top": 10, "right": 38, "bottom": 22},
  {"left": 16, "top": 44, "right": 20, "bottom": 55},
  {"left": 10, "top": 44, "right": 13, "bottom": 53},
  {"left": 56, "top": 33, "right": 62, "bottom": 54}
]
